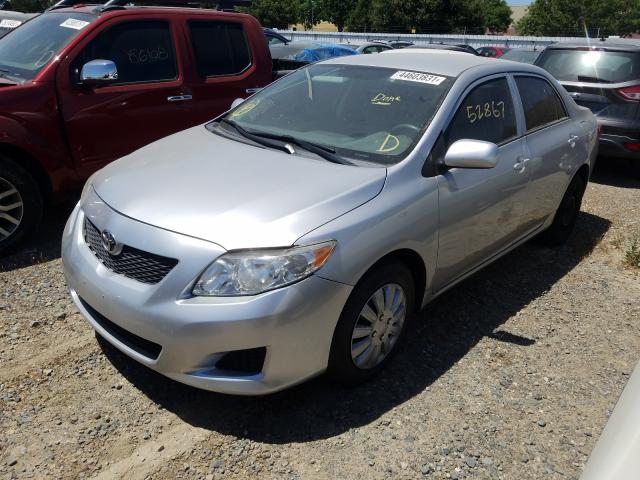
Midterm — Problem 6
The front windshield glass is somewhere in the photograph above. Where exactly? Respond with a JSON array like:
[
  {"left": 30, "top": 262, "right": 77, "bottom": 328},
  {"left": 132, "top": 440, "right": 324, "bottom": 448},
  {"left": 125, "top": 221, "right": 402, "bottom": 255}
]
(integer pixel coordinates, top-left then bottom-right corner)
[
  {"left": 0, "top": 12, "right": 95, "bottom": 81},
  {"left": 218, "top": 64, "right": 453, "bottom": 165}
]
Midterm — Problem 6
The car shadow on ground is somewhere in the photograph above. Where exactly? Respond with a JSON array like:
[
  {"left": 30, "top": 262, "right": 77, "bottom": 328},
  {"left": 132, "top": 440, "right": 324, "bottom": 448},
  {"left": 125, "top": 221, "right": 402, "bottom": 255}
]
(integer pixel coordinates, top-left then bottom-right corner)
[
  {"left": 0, "top": 200, "right": 76, "bottom": 272},
  {"left": 99, "top": 210, "right": 611, "bottom": 444}
]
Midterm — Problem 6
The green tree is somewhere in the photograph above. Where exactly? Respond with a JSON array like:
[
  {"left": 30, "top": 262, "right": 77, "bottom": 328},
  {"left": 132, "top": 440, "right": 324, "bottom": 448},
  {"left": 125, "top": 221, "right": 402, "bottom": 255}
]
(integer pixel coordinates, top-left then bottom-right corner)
[
  {"left": 298, "top": 0, "right": 318, "bottom": 30},
  {"left": 317, "top": 0, "right": 355, "bottom": 32},
  {"left": 352, "top": 0, "right": 510, "bottom": 34},
  {"left": 5, "top": 0, "right": 51, "bottom": 13},
  {"left": 461, "top": 0, "right": 512, "bottom": 33},
  {"left": 517, "top": 0, "right": 640, "bottom": 36},
  {"left": 241, "top": 0, "right": 299, "bottom": 29},
  {"left": 345, "top": 0, "right": 372, "bottom": 32}
]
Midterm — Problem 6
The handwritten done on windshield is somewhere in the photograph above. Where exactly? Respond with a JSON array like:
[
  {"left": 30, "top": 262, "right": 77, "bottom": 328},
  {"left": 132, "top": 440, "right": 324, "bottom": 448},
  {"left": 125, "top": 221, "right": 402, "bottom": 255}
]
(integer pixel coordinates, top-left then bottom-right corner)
[{"left": 371, "top": 93, "right": 401, "bottom": 106}]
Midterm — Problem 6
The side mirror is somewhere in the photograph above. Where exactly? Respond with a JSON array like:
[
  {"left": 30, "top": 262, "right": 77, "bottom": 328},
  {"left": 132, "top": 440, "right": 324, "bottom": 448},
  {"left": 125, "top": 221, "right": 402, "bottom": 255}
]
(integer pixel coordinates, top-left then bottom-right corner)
[
  {"left": 230, "top": 98, "right": 245, "bottom": 109},
  {"left": 443, "top": 139, "right": 498, "bottom": 169},
  {"left": 80, "top": 59, "right": 118, "bottom": 85}
]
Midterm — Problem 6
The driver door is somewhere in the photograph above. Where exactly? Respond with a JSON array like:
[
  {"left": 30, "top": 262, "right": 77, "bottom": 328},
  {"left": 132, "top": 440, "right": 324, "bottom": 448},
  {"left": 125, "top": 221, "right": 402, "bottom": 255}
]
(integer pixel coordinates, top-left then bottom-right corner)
[
  {"left": 432, "top": 76, "right": 531, "bottom": 292},
  {"left": 56, "top": 18, "right": 193, "bottom": 179}
]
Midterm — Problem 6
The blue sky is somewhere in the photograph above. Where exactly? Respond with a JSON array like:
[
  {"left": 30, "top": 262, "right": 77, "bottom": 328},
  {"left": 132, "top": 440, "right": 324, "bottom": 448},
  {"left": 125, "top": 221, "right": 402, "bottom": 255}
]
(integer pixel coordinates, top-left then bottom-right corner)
[{"left": 508, "top": 0, "right": 531, "bottom": 5}]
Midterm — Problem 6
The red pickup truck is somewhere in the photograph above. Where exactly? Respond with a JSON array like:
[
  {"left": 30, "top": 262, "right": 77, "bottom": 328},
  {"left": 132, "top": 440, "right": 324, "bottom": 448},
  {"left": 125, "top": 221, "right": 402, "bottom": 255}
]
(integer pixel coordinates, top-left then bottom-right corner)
[{"left": 0, "top": 2, "right": 274, "bottom": 253}]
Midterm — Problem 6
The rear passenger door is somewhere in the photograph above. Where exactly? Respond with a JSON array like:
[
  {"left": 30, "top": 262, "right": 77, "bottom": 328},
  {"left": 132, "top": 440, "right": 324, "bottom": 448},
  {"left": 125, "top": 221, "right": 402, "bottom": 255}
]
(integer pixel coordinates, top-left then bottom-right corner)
[
  {"left": 433, "top": 76, "right": 531, "bottom": 292},
  {"left": 183, "top": 18, "right": 266, "bottom": 122},
  {"left": 514, "top": 75, "right": 581, "bottom": 229}
]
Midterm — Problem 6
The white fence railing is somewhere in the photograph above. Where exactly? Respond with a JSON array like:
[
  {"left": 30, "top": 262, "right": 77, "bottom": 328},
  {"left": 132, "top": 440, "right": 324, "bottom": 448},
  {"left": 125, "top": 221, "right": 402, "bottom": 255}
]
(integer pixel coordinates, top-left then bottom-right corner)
[{"left": 280, "top": 31, "right": 589, "bottom": 48}]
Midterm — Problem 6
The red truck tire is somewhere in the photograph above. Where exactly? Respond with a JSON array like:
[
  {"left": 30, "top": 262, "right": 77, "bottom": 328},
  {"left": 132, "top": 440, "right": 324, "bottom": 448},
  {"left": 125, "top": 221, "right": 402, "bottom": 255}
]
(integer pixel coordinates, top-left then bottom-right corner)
[{"left": 0, "top": 155, "right": 43, "bottom": 254}]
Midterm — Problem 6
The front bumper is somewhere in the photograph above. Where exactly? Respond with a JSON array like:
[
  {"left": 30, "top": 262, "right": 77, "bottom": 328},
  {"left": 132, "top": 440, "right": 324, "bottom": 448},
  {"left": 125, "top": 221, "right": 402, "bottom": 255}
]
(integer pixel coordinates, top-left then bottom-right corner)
[{"left": 61, "top": 196, "right": 352, "bottom": 395}]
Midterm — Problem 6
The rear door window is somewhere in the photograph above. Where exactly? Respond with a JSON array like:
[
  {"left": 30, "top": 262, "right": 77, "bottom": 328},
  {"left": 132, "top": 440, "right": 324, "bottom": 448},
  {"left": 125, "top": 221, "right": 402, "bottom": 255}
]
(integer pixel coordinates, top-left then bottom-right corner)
[
  {"left": 537, "top": 49, "right": 640, "bottom": 84},
  {"left": 188, "top": 21, "right": 251, "bottom": 77},
  {"left": 515, "top": 76, "right": 567, "bottom": 132},
  {"left": 445, "top": 77, "right": 517, "bottom": 146},
  {"left": 72, "top": 20, "right": 177, "bottom": 85}
]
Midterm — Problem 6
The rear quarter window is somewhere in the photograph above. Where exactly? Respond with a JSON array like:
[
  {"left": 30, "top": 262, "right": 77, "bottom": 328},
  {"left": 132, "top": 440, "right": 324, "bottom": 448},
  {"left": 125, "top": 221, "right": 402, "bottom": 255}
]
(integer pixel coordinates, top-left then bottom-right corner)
[
  {"left": 515, "top": 76, "right": 567, "bottom": 132},
  {"left": 537, "top": 49, "right": 640, "bottom": 84}
]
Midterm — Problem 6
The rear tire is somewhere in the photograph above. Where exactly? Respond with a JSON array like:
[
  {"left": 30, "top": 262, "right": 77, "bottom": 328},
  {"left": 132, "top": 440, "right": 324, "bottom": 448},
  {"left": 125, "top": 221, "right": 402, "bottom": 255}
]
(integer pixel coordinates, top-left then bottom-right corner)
[
  {"left": 537, "top": 174, "right": 585, "bottom": 246},
  {"left": 328, "top": 262, "right": 415, "bottom": 386},
  {"left": 0, "top": 156, "right": 43, "bottom": 255}
]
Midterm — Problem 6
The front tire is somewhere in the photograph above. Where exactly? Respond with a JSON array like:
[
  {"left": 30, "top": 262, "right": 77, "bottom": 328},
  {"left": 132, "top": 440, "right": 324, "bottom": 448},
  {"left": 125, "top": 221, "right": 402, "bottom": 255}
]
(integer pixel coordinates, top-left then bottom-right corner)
[
  {"left": 0, "top": 156, "right": 43, "bottom": 255},
  {"left": 328, "top": 262, "right": 415, "bottom": 385},
  {"left": 537, "top": 174, "right": 585, "bottom": 246}
]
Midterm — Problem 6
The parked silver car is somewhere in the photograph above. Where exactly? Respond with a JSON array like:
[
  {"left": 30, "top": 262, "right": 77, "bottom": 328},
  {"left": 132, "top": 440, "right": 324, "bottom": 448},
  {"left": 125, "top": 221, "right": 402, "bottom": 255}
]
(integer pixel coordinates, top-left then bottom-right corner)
[{"left": 62, "top": 52, "right": 598, "bottom": 395}]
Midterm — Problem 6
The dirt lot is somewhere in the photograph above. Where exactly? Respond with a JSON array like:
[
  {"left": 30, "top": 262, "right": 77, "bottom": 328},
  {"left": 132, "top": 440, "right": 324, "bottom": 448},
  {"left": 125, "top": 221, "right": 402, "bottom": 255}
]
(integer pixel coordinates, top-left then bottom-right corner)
[{"left": 1, "top": 161, "right": 639, "bottom": 480}]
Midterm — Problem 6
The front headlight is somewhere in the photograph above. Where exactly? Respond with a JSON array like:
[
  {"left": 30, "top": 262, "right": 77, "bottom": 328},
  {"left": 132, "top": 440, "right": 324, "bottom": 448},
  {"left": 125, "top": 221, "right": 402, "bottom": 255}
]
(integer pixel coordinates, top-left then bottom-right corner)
[{"left": 192, "top": 241, "right": 336, "bottom": 297}]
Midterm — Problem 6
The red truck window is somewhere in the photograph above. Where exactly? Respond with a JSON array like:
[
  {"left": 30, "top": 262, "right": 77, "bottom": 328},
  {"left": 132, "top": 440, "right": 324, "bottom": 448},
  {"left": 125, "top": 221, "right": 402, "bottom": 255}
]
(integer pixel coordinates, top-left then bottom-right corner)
[
  {"left": 188, "top": 21, "right": 251, "bottom": 77},
  {"left": 71, "top": 21, "right": 177, "bottom": 85}
]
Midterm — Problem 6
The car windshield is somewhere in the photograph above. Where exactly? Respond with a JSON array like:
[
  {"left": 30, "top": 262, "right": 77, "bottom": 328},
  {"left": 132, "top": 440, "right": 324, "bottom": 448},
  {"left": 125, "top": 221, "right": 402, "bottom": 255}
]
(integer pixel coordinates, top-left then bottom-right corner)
[
  {"left": 0, "top": 12, "right": 95, "bottom": 81},
  {"left": 501, "top": 49, "right": 539, "bottom": 64},
  {"left": 537, "top": 48, "right": 640, "bottom": 83},
  {"left": 215, "top": 64, "right": 453, "bottom": 165}
]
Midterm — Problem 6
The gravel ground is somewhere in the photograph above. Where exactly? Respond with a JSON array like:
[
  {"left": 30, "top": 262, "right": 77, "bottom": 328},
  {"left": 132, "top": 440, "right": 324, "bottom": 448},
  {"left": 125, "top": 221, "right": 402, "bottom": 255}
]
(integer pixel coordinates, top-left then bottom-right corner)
[{"left": 1, "top": 160, "right": 639, "bottom": 480}]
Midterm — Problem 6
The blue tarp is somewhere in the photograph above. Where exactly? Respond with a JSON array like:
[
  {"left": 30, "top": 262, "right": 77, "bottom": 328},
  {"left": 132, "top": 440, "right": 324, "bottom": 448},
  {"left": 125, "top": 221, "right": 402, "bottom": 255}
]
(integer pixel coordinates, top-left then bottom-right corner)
[{"left": 292, "top": 43, "right": 357, "bottom": 63}]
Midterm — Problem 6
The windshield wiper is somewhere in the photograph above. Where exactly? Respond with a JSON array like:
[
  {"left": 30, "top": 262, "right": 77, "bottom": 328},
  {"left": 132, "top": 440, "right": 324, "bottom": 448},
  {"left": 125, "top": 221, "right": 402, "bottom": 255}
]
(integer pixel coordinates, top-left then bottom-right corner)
[
  {"left": 242, "top": 130, "right": 354, "bottom": 166},
  {"left": 219, "top": 118, "right": 354, "bottom": 165},
  {"left": 219, "top": 118, "right": 292, "bottom": 155}
]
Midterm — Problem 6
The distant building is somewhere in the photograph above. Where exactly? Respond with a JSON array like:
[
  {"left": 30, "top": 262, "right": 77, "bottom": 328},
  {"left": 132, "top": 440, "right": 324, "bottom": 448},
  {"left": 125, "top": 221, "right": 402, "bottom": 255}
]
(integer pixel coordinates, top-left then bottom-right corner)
[
  {"left": 508, "top": 5, "right": 529, "bottom": 34},
  {"left": 291, "top": 22, "right": 338, "bottom": 32}
]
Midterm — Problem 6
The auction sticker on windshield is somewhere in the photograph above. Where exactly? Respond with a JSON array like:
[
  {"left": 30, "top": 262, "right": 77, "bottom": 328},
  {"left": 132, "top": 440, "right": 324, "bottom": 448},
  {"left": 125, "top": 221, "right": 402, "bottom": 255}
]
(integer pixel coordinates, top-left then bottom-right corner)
[
  {"left": 60, "top": 18, "right": 90, "bottom": 30},
  {"left": 391, "top": 71, "right": 446, "bottom": 85},
  {"left": 0, "top": 19, "right": 22, "bottom": 29}
]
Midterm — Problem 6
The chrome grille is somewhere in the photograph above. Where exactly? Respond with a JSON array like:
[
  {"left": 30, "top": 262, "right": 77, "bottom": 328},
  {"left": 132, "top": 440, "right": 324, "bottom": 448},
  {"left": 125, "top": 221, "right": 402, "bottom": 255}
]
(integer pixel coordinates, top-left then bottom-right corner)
[{"left": 83, "top": 218, "right": 178, "bottom": 285}]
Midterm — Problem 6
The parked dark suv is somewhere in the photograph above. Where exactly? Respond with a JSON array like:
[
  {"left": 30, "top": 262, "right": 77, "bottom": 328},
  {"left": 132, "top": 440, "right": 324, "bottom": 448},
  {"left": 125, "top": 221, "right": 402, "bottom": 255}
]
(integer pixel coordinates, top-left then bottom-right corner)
[{"left": 535, "top": 40, "right": 640, "bottom": 174}]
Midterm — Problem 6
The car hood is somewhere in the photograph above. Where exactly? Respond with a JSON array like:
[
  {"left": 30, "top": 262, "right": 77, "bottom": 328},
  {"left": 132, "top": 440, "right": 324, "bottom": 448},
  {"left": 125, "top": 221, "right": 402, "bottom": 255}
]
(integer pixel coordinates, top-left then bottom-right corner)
[{"left": 93, "top": 125, "right": 387, "bottom": 250}]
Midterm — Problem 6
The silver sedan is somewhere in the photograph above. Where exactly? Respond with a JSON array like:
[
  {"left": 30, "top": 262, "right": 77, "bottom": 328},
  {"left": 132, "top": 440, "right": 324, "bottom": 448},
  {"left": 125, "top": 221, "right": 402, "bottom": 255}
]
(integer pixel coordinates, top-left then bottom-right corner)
[{"left": 62, "top": 51, "right": 598, "bottom": 395}]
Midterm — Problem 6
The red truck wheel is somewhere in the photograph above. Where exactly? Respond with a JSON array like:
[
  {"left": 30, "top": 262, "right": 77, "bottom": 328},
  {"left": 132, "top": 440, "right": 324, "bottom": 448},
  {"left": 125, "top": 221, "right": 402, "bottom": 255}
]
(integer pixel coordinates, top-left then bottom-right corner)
[{"left": 0, "top": 156, "right": 43, "bottom": 255}]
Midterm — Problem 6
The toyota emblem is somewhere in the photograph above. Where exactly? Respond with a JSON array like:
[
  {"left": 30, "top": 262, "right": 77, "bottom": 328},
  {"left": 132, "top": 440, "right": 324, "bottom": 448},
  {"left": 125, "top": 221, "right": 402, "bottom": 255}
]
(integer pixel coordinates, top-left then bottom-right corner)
[{"left": 101, "top": 230, "right": 122, "bottom": 256}]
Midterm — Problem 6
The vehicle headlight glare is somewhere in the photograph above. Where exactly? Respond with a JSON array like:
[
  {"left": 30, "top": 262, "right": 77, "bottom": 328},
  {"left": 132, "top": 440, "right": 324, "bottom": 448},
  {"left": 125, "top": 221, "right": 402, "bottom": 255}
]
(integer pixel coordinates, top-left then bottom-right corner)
[{"left": 192, "top": 241, "right": 336, "bottom": 296}]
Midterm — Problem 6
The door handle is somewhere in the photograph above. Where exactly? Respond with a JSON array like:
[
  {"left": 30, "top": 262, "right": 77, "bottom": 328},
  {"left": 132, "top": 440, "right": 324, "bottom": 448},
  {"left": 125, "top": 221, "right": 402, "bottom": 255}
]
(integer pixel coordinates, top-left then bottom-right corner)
[
  {"left": 513, "top": 157, "right": 530, "bottom": 172},
  {"left": 568, "top": 134, "right": 579, "bottom": 148},
  {"left": 246, "top": 88, "right": 262, "bottom": 94},
  {"left": 167, "top": 95, "right": 193, "bottom": 102}
]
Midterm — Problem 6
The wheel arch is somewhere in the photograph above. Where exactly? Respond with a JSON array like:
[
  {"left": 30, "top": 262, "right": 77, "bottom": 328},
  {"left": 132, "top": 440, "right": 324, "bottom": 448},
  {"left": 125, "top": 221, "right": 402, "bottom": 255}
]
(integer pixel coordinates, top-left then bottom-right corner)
[
  {"left": 0, "top": 143, "right": 52, "bottom": 201},
  {"left": 356, "top": 248, "right": 427, "bottom": 313},
  {"left": 575, "top": 163, "right": 590, "bottom": 191}
]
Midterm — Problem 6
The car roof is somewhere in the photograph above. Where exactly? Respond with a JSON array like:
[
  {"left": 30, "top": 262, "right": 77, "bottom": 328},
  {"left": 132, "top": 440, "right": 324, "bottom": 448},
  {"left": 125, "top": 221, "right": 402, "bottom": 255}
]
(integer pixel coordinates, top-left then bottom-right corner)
[
  {"left": 547, "top": 39, "right": 640, "bottom": 51},
  {"left": 323, "top": 50, "right": 519, "bottom": 77}
]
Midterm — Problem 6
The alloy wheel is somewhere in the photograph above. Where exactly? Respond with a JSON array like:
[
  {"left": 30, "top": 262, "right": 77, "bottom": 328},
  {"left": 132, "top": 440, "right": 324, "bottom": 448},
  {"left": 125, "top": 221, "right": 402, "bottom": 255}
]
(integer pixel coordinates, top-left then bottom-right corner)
[
  {"left": 350, "top": 283, "right": 407, "bottom": 369},
  {"left": 0, "top": 176, "right": 24, "bottom": 241}
]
